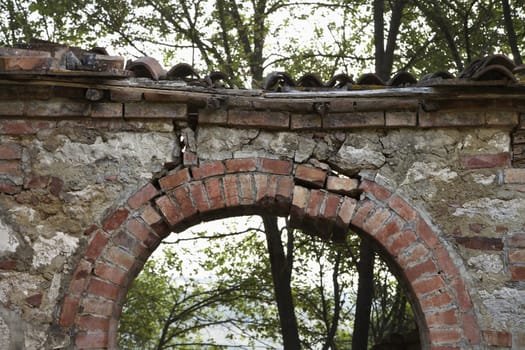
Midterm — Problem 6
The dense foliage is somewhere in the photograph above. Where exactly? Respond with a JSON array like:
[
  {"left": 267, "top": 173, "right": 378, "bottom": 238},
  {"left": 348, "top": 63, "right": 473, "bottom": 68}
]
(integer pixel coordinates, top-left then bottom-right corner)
[
  {"left": 1, "top": 0, "right": 523, "bottom": 86},
  {"left": 118, "top": 217, "right": 416, "bottom": 349}
]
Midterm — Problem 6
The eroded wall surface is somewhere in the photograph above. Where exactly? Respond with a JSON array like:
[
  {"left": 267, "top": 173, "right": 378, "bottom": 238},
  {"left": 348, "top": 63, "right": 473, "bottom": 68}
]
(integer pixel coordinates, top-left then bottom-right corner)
[{"left": 0, "top": 80, "right": 524, "bottom": 349}]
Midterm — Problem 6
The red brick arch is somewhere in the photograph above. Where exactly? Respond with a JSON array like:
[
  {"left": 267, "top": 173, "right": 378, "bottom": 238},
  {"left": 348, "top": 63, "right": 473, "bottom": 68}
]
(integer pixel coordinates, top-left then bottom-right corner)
[{"left": 58, "top": 157, "right": 481, "bottom": 349}]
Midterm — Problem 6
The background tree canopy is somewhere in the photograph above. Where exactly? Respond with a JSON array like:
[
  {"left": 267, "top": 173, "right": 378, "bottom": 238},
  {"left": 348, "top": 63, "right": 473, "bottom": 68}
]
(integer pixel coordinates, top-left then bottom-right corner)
[
  {"left": 1, "top": 0, "right": 523, "bottom": 86},
  {"left": 118, "top": 217, "right": 417, "bottom": 349}
]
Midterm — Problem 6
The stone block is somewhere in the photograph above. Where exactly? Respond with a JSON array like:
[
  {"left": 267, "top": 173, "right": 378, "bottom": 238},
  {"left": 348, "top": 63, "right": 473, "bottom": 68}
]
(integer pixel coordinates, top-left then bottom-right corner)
[{"left": 326, "top": 176, "right": 359, "bottom": 196}]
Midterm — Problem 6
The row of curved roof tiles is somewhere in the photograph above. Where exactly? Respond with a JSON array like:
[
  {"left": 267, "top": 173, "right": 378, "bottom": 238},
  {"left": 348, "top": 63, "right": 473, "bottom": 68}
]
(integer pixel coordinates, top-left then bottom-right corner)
[{"left": 1, "top": 41, "right": 524, "bottom": 90}]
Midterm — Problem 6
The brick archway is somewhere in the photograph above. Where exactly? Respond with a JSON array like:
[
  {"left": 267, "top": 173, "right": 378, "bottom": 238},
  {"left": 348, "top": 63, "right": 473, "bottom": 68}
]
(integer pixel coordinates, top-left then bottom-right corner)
[{"left": 58, "top": 157, "right": 481, "bottom": 349}]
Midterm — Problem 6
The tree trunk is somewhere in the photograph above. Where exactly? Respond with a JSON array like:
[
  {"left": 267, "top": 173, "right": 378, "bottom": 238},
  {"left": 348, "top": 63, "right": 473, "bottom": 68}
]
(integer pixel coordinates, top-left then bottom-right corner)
[
  {"left": 502, "top": 0, "right": 523, "bottom": 65},
  {"left": 351, "top": 236, "right": 375, "bottom": 350},
  {"left": 373, "top": 0, "right": 386, "bottom": 80},
  {"left": 263, "top": 215, "right": 301, "bottom": 349}
]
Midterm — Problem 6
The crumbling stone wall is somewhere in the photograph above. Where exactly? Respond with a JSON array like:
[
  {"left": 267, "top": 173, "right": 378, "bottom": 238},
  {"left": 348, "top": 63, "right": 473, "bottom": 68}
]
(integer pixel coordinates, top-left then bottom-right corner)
[{"left": 0, "top": 79, "right": 524, "bottom": 349}]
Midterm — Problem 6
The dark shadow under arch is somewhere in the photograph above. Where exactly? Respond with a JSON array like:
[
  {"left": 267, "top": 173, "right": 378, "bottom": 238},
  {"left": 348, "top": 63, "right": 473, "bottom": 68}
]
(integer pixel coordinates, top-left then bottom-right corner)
[{"left": 57, "top": 157, "right": 481, "bottom": 349}]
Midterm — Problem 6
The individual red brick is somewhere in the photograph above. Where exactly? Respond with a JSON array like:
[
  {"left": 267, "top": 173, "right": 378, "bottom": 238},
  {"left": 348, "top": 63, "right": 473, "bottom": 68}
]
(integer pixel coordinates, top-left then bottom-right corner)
[
  {"left": 69, "top": 259, "right": 93, "bottom": 294},
  {"left": 205, "top": 177, "right": 224, "bottom": 210},
  {"left": 359, "top": 180, "right": 391, "bottom": 201},
  {"left": 322, "top": 193, "right": 341, "bottom": 220},
  {"left": 82, "top": 298, "right": 115, "bottom": 317},
  {"left": 389, "top": 195, "right": 418, "bottom": 222},
  {"left": 386, "top": 111, "right": 417, "bottom": 126},
  {"left": 291, "top": 113, "right": 322, "bottom": 129},
  {"left": 189, "top": 181, "right": 209, "bottom": 212},
  {"left": 254, "top": 174, "right": 269, "bottom": 202},
  {"left": 420, "top": 291, "right": 454, "bottom": 311},
  {"left": 336, "top": 196, "right": 357, "bottom": 228},
  {"left": 416, "top": 218, "right": 440, "bottom": 249},
  {"left": 508, "top": 233, "right": 525, "bottom": 248},
  {"left": 172, "top": 186, "right": 198, "bottom": 218},
  {"left": 0, "top": 120, "right": 55, "bottom": 135},
  {"left": 482, "top": 330, "right": 512, "bottom": 347},
  {"left": 59, "top": 295, "right": 80, "bottom": 327},
  {"left": 124, "top": 102, "right": 187, "bottom": 119},
  {"left": 462, "top": 313, "right": 481, "bottom": 345},
  {"left": 455, "top": 236, "right": 503, "bottom": 250},
  {"left": 156, "top": 195, "right": 183, "bottom": 226},
  {"left": 376, "top": 218, "right": 405, "bottom": 249},
  {"left": 511, "top": 265, "right": 525, "bottom": 281},
  {"left": 0, "top": 101, "right": 24, "bottom": 116},
  {"left": 292, "top": 186, "right": 309, "bottom": 212},
  {"left": 141, "top": 205, "right": 163, "bottom": 226},
  {"left": 127, "top": 183, "right": 158, "bottom": 209},
  {"left": 429, "top": 327, "right": 462, "bottom": 344},
  {"left": 363, "top": 207, "right": 391, "bottom": 235},
  {"left": 112, "top": 229, "right": 141, "bottom": 255},
  {"left": 405, "top": 258, "right": 438, "bottom": 283},
  {"left": 75, "top": 332, "right": 109, "bottom": 349},
  {"left": 413, "top": 275, "right": 446, "bottom": 296},
  {"left": 102, "top": 208, "right": 129, "bottom": 231},
  {"left": 388, "top": 230, "right": 417, "bottom": 256},
  {"left": 306, "top": 189, "right": 325, "bottom": 217},
  {"left": 509, "top": 249, "right": 525, "bottom": 263},
  {"left": 0, "top": 180, "right": 20, "bottom": 194},
  {"left": 420, "top": 110, "right": 484, "bottom": 127},
  {"left": 276, "top": 176, "right": 294, "bottom": 199},
  {"left": 183, "top": 151, "right": 198, "bottom": 166},
  {"left": 451, "top": 277, "right": 473, "bottom": 311},
  {"left": 78, "top": 315, "right": 110, "bottom": 331},
  {"left": 426, "top": 309, "right": 458, "bottom": 327},
  {"left": 126, "top": 218, "right": 152, "bottom": 242},
  {"left": 105, "top": 246, "right": 134, "bottom": 270},
  {"left": 504, "top": 168, "right": 525, "bottom": 184},
  {"left": 326, "top": 176, "right": 359, "bottom": 196},
  {"left": 24, "top": 175, "right": 50, "bottom": 189},
  {"left": 159, "top": 168, "right": 191, "bottom": 190},
  {"left": 25, "top": 293, "right": 43, "bottom": 308},
  {"left": 94, "top": 261, "right": 127, "bottom": 286},
  {"left": 323, "top": 112, "right": 384, "bottom": 128},
  {"left": 350, "top": 200, "right": 375, "bottom": 228},
  {"left": 223, "top": 175, "right": 240, "bottom": 207},
  {"left": 295, "top": 164, "right": 327, "bottom": 188},
  {"left": 87, "top": 278, "right": 120, "bottom": 300},
  {"left": 0, "top": 259, "right": 17, "bottom": 270},
  {"left": 225, "top": 158, "right": 257, "bottom": 173},
  {"left": 433, "top": 245, "right": 459, "bottom": 276},
  {"left": 397, "top": 242, "right": 430, "bottom": 269},
  {"left": 26, "top": 101, "right": 90, "bottom": 117},
  {"left": 85, "top": 231, "right": 110, "bottom": 262},
  {"left": 0, "top": 144, "right": 22, "bottom": 159},
  {"left": 91, "top": 103, "right": 122, "bottom": 118},
  {"left": 0, "top": 160, "right": 22, "bottom": 176},
  {"left": 110, "top": 90, "right": 143, "bottom": 102},
  {"left": 259, "top": 158, "right": 293, "bottom": 175},
  {"left": 192, "top": 161, "right": 225, "bottom": 180},
  {"left": 459, "top": 152, "right": 510, "bottom": 169},
  {"left": 228, "top": 110, "right": 289, "bottom": 129},
  {"left": 238, "top": 174, "right": 254, "bottom": 205}
]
